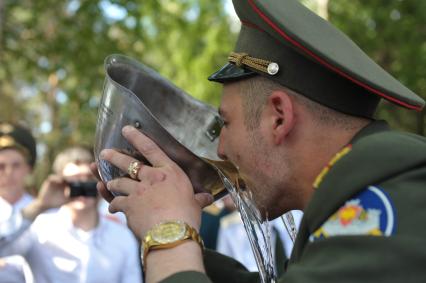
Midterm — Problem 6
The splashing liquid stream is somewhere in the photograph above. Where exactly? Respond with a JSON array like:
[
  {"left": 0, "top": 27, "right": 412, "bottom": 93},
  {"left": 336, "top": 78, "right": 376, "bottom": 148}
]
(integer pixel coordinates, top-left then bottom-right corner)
[
  {"left": 207, "top": 159, "right": 298, "bottom": 283},
  {"left": 217, "top": 170, "right": 276, "bottom": 283}
]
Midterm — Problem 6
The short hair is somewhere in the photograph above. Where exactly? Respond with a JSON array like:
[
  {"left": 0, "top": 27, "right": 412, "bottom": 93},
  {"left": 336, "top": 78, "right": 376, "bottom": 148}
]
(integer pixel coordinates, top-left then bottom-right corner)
[
  {"left": 52, "top": 146, "right": 94, "bottom": 175},
  {"left": 239, "top": 76, "right": 367, "bottom": 131}
]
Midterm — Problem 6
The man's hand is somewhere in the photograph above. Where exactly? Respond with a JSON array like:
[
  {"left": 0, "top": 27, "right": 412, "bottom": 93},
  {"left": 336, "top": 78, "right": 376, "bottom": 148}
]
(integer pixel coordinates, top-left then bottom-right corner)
[
  {"left": 98, "top": 125, "right": 213, "bottom": 282},
  {"left": 99, "top": 125, "right": 213, "bottom": 239},
  {"left": 90, "top": 162, "right": 114, "bottom": 203},
  {"left": 22, "top": 175, "right": 69, "bottom": 221}
]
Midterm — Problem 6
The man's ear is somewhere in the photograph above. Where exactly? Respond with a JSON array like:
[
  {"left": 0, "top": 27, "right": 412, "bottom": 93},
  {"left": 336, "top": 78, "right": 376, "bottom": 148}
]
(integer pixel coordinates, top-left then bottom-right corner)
[{"left": 266, "top": 90, "right": 295, "bottom": 145}]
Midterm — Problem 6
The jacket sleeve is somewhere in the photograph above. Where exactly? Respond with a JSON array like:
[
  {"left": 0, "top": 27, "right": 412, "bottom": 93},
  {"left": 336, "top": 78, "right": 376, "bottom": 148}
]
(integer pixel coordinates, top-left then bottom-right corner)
[
  {"left": 281, "top": 234, "right": 426, "bottom": 282},
  {"left": 160, "top": 271, "right": 212, "bottom": 283},
  {"left": 160, "top": 249, "right": 260, "bottom": 283},
  {"left": 0, "top": 200, "right": 34, "bottom": 257},
  {"left": 281, "top": 166, "right": 426, "bottom": 283}
]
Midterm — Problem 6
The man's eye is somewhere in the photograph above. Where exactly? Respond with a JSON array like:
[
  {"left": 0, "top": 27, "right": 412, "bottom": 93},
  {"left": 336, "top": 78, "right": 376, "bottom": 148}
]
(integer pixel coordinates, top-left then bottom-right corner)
[
  {"left": 216, "top": 116, "right": 225, "bottom": 128},
  {"left": 220, "top": 119, "right": 229, "bottom": 128},
  {"left": 12, "top": 162, "right": 23, "bottom": 169}
]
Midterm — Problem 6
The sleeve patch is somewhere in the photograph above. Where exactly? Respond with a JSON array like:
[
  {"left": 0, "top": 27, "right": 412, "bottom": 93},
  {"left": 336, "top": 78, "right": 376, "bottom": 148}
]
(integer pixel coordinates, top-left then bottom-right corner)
[{"left": 309, "top": 186, "right": 396, "bottom": 242}]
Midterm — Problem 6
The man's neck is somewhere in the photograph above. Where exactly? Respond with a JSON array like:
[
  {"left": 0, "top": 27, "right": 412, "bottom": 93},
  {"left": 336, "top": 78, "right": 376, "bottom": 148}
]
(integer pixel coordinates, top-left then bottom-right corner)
[
  {"left": 69, "top": 207, "right": 100, "bottom": 231},
  {"left": 294, "top": 120, "right": 371, "bottom": 209},
  {"left": 0, "top": 189, "right": 24, "bottom": 205}
]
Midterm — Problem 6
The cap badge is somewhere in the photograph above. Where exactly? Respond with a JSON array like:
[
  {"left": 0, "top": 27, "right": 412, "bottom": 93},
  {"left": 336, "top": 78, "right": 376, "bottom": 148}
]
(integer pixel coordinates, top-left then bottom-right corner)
[
  {"left": 0, "top": 135, "right": 16, "bottom": 148},
  {"left": 0, "top": 123, "right": 14, "bottom": 134},
  {"left": 228, "top": 52, "right": 279, "bottom": 76}
]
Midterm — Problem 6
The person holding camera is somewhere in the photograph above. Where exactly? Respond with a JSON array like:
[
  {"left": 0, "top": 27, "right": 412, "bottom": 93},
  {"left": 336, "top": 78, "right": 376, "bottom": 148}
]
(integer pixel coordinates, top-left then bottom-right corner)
[{"left": 0, "top": 146, "right": 142, "bottom": 283}]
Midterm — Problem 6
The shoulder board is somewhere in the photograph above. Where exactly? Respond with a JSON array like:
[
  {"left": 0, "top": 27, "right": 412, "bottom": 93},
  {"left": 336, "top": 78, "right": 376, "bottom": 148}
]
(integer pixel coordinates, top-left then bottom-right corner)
[{"left": 203, "top": 204, "right": 222, "bottom": 216}]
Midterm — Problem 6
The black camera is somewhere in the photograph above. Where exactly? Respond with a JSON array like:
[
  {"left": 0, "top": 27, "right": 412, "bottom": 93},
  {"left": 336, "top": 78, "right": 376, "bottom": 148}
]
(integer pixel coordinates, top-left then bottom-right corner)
[{"left": 68, "top": 181, "right": 98, "bottom": 198}]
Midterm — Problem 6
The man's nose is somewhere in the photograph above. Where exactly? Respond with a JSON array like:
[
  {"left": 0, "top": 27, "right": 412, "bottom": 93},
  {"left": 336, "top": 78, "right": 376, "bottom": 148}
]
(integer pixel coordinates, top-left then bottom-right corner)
[
  {"left": 216, "top": 135, "right": 227, "bottom": 160},
  {"left": 1, "top": 164, "right": 14, "bottom": 176}
]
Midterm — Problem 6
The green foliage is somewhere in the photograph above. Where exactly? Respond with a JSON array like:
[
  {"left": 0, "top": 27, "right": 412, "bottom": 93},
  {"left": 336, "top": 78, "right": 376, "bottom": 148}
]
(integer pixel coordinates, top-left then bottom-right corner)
[
  {"left": 328, "top": 0, "right": 426, "bottom": 134},
  {"left": 0, "top": 0, "right": 236, "bottom": 185}
]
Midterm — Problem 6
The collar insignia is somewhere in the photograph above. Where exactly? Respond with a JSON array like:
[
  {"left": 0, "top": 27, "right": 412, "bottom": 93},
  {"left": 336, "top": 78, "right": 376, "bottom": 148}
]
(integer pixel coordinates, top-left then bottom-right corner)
[{"left": 0, "top": 123, "right": 14, "bottom": 134}]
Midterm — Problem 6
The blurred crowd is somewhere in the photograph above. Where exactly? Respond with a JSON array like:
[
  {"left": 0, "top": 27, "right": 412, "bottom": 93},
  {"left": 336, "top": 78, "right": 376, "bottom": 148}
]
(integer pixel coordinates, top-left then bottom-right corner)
[
  {"left": 0, "top": 121, "right": 142, "bottom": 283},
  {"left": 0, "top": 120, "right": 301, "bottom": 282}
]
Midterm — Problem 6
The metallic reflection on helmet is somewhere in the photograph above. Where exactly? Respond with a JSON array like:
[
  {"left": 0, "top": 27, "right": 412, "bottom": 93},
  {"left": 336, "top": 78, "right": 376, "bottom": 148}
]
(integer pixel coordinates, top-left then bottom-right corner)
[{"left": 94, "top": 54, "right": 232, "bottom": 199}]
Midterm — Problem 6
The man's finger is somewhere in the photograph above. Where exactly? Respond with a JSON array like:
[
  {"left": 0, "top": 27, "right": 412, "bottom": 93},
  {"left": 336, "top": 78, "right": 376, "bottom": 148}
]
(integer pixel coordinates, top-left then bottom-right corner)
[
  {"left": 90, "top": 162, "right": 102, "bottom": 181},
  {"left": 109, "top": 196, "right": 127, "bottom": 213},
  {"left": 106, "top": 177, "right": 141, "bottom": 196},
  {"left": 100, "top": 149, "right": 165, "bottom": 184},
  {"left": 140, "top": 169, "right": 166, "bottom": 185},
  {"left": 194, "top": 193, "right": 214, "bottom": 208},
  {"left": 45, "top": 174, "right": 66, "bottom": 185},
  {"left": 122, "top": 126, "right": 172, "bottom": 167},
  {"left": 99, "top": 149, "right": 141, "bottom": 174},
  {"left": 97, "top": 181, "right": 114, "bottom": 203}
]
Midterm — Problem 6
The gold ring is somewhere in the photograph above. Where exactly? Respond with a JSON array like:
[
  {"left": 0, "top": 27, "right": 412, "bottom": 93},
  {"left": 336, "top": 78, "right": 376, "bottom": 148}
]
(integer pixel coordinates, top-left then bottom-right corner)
[{"left": 128, "top": 161, "right": 141, "bottom": 180}]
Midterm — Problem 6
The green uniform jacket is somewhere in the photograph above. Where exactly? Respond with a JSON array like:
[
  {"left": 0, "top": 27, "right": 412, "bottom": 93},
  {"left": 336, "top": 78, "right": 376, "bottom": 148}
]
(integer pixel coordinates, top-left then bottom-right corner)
[{"left": 161, "top": 121, "right": 426, "bottom": 283}]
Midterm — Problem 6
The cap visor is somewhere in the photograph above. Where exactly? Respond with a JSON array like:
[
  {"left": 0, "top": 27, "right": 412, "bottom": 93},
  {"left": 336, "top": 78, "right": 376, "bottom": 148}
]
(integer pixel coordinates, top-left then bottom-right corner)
[{"left": 208, "top": 63, "right": 257, "bottom": 83}]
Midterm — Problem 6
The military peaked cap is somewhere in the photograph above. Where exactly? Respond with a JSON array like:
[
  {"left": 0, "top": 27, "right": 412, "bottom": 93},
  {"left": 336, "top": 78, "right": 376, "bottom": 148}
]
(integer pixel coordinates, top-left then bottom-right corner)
[
  {"left": 209, "top": 0, "right": 425, "bottom": 118},
  {"left": 0, "top": 122, "right": 37, "bottom": 167}
]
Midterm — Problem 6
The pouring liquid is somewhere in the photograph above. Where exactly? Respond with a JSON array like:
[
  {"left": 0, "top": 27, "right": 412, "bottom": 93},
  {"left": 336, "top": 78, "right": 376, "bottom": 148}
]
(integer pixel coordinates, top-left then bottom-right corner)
[{"left": 205, "top": 159, "right": 276, "bottom": 283}]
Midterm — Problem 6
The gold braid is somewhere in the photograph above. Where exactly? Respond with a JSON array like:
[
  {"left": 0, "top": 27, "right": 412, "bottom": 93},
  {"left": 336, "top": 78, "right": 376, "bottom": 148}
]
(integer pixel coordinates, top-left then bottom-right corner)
[{"left": 228, "top": 52, "right": 279, "bottom": 75}]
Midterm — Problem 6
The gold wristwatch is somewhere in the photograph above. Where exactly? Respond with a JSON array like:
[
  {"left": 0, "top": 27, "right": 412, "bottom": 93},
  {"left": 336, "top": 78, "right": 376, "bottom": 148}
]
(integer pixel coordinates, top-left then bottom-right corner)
[{"left": 141, "top": 220, "right": 204, "bottom": 267}]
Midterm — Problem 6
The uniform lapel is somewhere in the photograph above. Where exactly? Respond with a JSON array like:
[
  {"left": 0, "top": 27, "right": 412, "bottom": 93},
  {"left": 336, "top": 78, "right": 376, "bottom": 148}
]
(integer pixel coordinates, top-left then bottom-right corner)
[{"left": 291, "top": 120, "right": 426, "bottom": 262}]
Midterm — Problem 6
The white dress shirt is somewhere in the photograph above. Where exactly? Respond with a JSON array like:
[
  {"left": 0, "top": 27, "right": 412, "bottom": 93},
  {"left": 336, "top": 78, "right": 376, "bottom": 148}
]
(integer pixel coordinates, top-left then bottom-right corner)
[
  {"left": 98, "top": 199, "right": 127, "bottom": 225},
  {"left": 0, "top": 194, "right": 34, "bottom": 283},
  {"left": 216, "top": 210, "right": 303, "bottom": 271},
  {"left": 0, "top": 206, "right": 142, "bottom": 283}
]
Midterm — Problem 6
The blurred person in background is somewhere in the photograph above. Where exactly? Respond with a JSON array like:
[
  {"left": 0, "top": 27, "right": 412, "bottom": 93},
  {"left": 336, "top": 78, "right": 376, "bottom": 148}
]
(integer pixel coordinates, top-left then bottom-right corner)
[
  {"left": 199, "top": 196, "right": 233, "bottom": 251},
  {"left": 0, "top": 146, "right": 142, "bottom": 283},
  {"left": 0, "top": 121, "right": 36, "bottom": 283}
]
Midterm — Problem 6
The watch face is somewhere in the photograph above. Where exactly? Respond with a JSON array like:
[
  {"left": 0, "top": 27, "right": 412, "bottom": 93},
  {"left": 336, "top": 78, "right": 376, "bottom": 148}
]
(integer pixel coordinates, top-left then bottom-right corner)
[{"left": 151, "top": 221, "right": 186, "bottom": 244}]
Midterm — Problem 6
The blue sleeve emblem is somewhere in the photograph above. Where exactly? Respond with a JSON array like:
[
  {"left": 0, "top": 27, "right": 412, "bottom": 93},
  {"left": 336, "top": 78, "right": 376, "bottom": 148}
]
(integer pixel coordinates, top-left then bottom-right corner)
[{"left": 309, "top": 186, "right": 396, "bottom": 242}]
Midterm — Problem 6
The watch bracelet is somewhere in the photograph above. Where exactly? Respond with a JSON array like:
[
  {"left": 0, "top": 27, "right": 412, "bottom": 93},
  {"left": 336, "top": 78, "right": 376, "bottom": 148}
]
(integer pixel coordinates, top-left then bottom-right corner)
[{"left": 141, "top": 222, "right": 204, "bottom": 271}]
